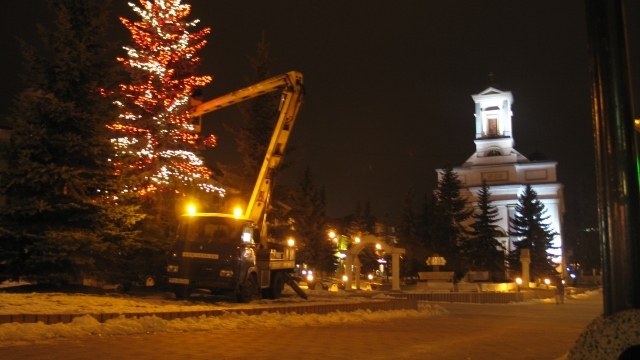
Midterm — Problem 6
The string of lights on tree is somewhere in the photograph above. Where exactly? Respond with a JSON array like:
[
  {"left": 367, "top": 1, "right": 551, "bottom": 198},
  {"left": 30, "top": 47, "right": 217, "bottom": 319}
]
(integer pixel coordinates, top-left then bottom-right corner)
[{"left": 109, "top": 0, "right": 223, "bottom": 196}]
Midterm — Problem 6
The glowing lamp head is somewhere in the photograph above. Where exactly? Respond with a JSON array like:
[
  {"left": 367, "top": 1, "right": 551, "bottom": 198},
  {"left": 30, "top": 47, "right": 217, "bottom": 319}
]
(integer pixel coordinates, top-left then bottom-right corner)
[
  {"left": 375, "top": 243, "right": 381, "bottom": 250},
  {"left": 186, "top": 204, "right": 196, "bottom": 215},
  {"left": 544, "top": 278, "right": 551, "bottom": 285},
  {"left": 287, "top": 238, "right": 295, "bottom": 247},
  {"left": 516, "top": 278, "right": 522, "bottom": 285},
  {"left": 368, "top": 274, "right": 373, "bottom": 280},
  {"left": 354, "top": 237, "right": 361, "bottom": 243},
  {"left": 342, "top": 275, "right": 348, "bottom": 282},
  {"left": 233, "top": 207, "right": 243, "bottom": 219},
  {"left": 328, "top": 231, "right": 336, "bottom": 239}
]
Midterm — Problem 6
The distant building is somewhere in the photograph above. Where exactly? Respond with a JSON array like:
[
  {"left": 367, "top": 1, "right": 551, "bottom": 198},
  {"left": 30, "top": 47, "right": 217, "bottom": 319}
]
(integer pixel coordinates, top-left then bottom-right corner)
[{"left": 436, "top": 86, "right": 565, "bottom": 275}]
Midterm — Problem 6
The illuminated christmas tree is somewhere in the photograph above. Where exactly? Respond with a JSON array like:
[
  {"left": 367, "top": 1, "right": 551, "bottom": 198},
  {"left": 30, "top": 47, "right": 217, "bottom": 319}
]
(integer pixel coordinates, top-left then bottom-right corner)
[{"left": 111, "top": 0, "right": 223, "bottom": 223}]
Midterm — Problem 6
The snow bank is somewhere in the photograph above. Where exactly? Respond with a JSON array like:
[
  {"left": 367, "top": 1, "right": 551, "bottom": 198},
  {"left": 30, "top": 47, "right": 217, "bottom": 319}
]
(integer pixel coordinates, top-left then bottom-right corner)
[{"left": 0, "top": 302, "right": 447, "bottom": 346}]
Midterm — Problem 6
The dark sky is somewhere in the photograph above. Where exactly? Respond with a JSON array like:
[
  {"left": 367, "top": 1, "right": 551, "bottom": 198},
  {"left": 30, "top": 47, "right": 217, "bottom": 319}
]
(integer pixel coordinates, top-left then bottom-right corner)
[{"left": 1, "top": 1, "right": 639, "bottom": 220}]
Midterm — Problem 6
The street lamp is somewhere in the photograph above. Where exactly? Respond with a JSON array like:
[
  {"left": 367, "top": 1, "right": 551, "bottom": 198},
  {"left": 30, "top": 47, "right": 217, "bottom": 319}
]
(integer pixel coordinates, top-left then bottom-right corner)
[
  {"left": 544, "top": 278, "right": 551, "bottom": 289},
  {"left": 516, "top": 277, "right": 522, "bottom": 292}
]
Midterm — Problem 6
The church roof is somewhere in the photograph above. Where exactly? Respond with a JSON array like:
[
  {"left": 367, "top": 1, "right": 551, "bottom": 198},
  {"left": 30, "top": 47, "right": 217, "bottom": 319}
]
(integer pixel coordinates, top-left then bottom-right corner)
[
  {"left": 528, "top": 150, "right": 548, "bottom": 161},
  {"left": 472, "top": 87, "right": 514, "bottom": 103},
  {"left": 478, "top": 87, "right": 503, "bottom": 95}
]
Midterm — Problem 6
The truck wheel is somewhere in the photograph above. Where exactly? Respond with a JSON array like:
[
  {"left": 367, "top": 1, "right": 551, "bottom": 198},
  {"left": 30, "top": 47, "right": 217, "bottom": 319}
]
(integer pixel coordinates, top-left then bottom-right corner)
[
  {"left": 174, "top": 285, "right": 191, "bottom": 300},
  {"left": 236, "top": 275, "right": 257, "bottom": 303},
  {"left": 267, "top": 272, "right": 284, "bottom": 299}
]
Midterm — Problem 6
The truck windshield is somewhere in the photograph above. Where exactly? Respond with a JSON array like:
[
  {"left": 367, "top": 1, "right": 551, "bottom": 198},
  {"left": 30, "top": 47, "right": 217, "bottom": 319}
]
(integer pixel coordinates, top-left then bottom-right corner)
[{"left": 177, "top": 216, "right": 250, "bottom": 245}]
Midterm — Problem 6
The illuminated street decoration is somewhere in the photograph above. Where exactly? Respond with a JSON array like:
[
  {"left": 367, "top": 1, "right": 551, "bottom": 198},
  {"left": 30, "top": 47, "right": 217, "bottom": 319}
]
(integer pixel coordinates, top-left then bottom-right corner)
[{"left": 109, "top": 0, "right": 223, "bottom": 196}]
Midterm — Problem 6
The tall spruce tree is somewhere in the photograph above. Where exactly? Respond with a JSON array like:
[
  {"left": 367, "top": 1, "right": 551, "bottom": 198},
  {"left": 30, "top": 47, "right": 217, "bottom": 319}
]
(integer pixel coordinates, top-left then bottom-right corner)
[
  {"left": 431, "top": 165, "right": 473, "bottom": 279},
  {"left": 0, "top": 0, "right": 143, "bottom": 285},
  {"left": 215, "top": 35, "right": 293, "bottom": 243},
  {"left": 346, "top": 201, "right": 365, "bottom": 240},
  {"left": 217, "top": 36, "right": 280, "bottom": 197},
  {"left": 287, "top": 168, "right": 336, "bottom": 275},
  {"left": 418, "top": 194, "right": 434, "bottom": 254},
  {"left": 112, "top": 0, "right": 221, "bottom": 237},
  {"left": 346, "top": 201, "right": 378, "bottom": 274},
  {"left": 396, "top": 189, "right": 424, "bottom": 276},
  {"left": 508, "top": 184, "right": 559, "bottom": 279},
  {"left": 362, "top": 200, "right": 376, "bottom": 234},
  {"left": 464, "top": 180, "right": 505, "bottom": 276}
]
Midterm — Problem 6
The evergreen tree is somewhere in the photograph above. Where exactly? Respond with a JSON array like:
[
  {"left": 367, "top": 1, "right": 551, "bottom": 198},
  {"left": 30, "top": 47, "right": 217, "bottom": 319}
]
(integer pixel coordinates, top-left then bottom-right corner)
[
  {"left": 346, "top": 201, "right": 378, "bottom": 275},
  {"left": 112, "top": 0, "right": 222, "bottom": 239},
  {"left": 287, "top": 168, "right": 336, "bottom": 275},
  {"left": 431, "top": 165, "right": 473, "bottom": 279},
  {"left": 508, "top": 184, "right": 559, "bottom": 279},
  {"left": 418, "top": 194, "right": 434, "bottom": 253},
  {"left": 362, "top": 200, "right": 376, "bottom": 234},
  {"left": 214, "top": 35, "right": 293, "bottom": 243},
  {"left": 464, "top": 180, "right": 505, "bottom": 276},
  {"left": 396, "top": 189, "right": 425, "bottom": 276},
  {"left": 0, "top": 0, "right": 143, "bottom": 284},
  {"left": 346, "top": 201, "right": 365, "bottom": 240},
  {"left": 217, "top": 35, "right": 280, "bottom": 197}
]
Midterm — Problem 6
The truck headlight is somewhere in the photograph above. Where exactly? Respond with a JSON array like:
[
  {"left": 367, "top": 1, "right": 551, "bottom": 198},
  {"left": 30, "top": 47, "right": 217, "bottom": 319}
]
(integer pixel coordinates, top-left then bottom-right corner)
[
  {"left": 220, "top": 270, "right": 234, "bottom": 277},
  {"left": 167, "top": 265, "right": 179, "bottom": 273}
]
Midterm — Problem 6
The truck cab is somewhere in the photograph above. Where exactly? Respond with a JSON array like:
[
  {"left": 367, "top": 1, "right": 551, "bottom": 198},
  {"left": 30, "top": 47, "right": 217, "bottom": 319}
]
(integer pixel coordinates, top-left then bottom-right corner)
[{"left": 167, "top": 213, "right": 259, "bottom": 301}]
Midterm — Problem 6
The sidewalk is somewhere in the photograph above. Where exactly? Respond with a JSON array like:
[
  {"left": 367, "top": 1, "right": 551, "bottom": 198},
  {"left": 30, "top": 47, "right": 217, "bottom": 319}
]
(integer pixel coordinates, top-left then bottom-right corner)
[{"left": 0, "top": 291, "right": 603, "bottom": 360}]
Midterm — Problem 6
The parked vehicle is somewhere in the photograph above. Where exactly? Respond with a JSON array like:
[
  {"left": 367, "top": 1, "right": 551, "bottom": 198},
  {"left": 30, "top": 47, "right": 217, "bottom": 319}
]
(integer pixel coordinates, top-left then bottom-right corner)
[{"left": 165, "top": 72, "right": 307, "bottom": 302}]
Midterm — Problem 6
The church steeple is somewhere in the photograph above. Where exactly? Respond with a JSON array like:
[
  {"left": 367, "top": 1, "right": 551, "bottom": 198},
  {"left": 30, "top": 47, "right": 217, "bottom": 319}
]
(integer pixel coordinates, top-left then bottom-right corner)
[
  {"left": 471, "top": 86, "right": 514, "bottom": 140},
  {"left": 463, "top": 83, "right": 528, "bottom": 166}
]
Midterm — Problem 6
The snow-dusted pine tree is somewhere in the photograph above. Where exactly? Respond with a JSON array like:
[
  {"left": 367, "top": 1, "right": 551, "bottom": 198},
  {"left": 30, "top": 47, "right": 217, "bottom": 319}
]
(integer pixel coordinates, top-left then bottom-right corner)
[{"left": 0, "top": 0, "right": 144, "bottom": 285}]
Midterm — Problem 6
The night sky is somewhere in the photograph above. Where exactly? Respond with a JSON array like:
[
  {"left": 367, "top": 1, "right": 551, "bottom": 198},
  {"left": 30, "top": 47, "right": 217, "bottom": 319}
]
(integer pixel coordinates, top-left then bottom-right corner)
[{"left": 1, "top": 1, "right": 639, "bottom": 220}]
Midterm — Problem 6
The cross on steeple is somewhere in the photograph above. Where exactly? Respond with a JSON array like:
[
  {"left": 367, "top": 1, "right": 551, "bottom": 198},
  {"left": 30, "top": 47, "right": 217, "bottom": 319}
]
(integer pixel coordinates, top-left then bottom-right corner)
[{"left": 487, "top": 71, "right": 500, "bottom": 89}]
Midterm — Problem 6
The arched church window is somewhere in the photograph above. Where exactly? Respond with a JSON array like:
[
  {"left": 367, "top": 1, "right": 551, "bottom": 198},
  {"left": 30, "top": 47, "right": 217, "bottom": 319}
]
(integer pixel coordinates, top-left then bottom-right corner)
[
  {"left": 492, "top": 226, "right": 507, "bottom": 237},
  {"left": 487, "top": 149, "right": 502, "bottom": 156}
]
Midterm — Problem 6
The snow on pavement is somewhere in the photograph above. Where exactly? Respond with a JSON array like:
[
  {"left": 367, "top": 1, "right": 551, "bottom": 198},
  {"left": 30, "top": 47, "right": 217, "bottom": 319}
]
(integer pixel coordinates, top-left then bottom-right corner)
[
  {"left": 0, "top": 285, "right": 448, "bottom": 346},
  {"left": 0, "top": 282, "right": 601, "bottom": 347}
]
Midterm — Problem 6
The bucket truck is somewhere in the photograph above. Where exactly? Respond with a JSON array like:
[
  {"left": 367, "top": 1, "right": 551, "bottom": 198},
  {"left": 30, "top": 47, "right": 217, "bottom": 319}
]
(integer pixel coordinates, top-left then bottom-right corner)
[{"left": 165, "top": 71, "right": 307, "bottom": 302}]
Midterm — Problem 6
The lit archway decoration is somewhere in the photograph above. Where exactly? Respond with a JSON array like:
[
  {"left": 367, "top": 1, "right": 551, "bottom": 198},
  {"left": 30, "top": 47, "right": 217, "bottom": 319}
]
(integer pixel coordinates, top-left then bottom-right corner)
[{"left": 341, "top": 235, "right": 405, "bottom": 291}]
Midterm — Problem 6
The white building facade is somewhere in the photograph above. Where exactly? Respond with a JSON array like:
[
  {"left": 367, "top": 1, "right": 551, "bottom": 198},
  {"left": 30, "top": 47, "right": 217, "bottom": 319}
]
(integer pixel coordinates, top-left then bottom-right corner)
[{"left": 437, "top": 87, "right": 565, "bottom": 275}]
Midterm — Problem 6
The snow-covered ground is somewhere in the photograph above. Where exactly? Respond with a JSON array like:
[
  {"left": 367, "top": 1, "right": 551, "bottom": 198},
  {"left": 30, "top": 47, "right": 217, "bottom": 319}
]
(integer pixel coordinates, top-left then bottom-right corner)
[
  {"left": 0, "top": 283, "right": 447, "bottom": 346},
  {"left": 0, "top": 281, "right": 601, "bottom": 348}
]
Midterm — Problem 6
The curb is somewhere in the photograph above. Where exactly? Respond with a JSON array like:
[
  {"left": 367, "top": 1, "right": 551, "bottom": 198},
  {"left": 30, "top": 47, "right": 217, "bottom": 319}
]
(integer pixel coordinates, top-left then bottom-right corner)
[
  {"left": 0, "top": 298, "right": 418, "bottom": 325},
  {"left": 388, "top": 290, "right": 555, "bottom": 303}
]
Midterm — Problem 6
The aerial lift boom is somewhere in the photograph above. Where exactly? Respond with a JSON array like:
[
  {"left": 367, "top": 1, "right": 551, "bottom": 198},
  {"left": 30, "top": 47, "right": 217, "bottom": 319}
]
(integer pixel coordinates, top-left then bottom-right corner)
[{"left": 190, "top": 71, "right": 304, "bottom": 246}]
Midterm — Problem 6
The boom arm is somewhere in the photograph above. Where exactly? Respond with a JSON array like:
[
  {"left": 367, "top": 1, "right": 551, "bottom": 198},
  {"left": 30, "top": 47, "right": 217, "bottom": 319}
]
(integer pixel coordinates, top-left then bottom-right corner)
[{"left": 190, "top": 71, "right": 304, "bottom": 237}]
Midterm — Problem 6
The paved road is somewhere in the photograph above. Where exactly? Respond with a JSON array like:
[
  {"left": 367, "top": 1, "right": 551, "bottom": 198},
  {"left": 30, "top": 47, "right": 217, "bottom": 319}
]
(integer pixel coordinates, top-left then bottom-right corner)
[{"left": 0, "top": 293, "right": 602, "bottom": 360}]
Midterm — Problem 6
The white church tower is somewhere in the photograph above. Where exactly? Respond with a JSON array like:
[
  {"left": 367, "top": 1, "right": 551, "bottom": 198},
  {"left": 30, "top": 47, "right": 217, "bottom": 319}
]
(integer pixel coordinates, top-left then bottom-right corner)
[{"left": 437, "top": 86, "right": 565, "bottom": 276}]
